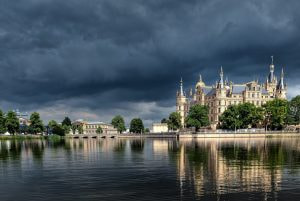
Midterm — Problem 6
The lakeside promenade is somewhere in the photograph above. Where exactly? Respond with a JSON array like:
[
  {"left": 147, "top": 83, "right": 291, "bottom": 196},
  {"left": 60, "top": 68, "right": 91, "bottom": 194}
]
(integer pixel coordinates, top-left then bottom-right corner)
[
  {"left": 65, "top": 130, "right": 300, "bottom": 139},
  {"left": 0, "top": 131, "right": 299, "bottom": 140}
]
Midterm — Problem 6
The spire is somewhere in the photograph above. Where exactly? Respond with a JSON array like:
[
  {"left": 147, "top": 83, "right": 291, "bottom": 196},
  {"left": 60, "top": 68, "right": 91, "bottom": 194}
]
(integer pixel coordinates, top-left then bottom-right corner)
[
  {"left": 271, "top": 55, "right": 274, "bottom": 65},
  {"left": 180, "top": 77, "right": 184, "bottom": 96},
  {"left": 277, "top": 67, "right": 285, "bottom": 90},
  {"left": 268, "top": 56, "right": 275, "bottom": 83},
  {"left": 218, "top": 66, "right": 224, "bottom": 88},
  {"left": 199, "top": 74, "right": 202, "bottom": 82}
]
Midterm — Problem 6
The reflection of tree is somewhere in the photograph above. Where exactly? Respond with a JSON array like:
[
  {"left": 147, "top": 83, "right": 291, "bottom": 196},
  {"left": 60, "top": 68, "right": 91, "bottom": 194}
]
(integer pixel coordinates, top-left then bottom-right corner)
[
  {"left": 175, "top": 139, "right": 300, "bottom": 199},
  {"left": 114, "top": 140, "right": 126, "bottom": 153},
  {"left": 186, "top": 143, "right": 209, "bottom": 167},
  {"left": 130, "top": 139, "right": 144, "bottom": 152},
  {"left": 221, "top": 146, "right": 260, "bottom": 166},
  {"left": 8, "top": 141, "right": 22, "bottom": 160},
  {"left": 0, "top": 141, "right": 9, "bottom": 161},
  {"left": 31, "top": 141, "right": 45, "bottom": 161},
  {"left": 265, "top": 144, "right": 283, "bottom": 169}
]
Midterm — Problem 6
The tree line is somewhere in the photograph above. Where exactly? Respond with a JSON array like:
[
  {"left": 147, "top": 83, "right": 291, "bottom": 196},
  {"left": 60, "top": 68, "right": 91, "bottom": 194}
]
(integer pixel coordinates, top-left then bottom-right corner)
[
  {"left": 50, "top": 115, "right": 149, "bottom": 136},
  {"left": 162, "top": 96, "right": 300, "bottom": 131},
  {"left": 0, "top": 110, "right": 44, "bottom": 135}
]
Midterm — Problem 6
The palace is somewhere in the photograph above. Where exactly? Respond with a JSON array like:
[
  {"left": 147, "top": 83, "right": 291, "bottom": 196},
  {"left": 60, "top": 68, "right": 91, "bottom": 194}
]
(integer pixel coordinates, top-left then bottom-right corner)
[{"left": 176, "top": 57, "right": 287, "bottom": 129}]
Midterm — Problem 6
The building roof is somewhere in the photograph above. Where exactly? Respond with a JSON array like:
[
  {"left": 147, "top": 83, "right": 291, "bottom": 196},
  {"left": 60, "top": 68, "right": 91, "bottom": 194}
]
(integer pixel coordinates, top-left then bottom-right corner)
[
  {"left": 206, "top": 88, "right": 216, "bottom": 96},
  {"left": 261, "top": 88, "right": 269, "bottom": 94},
  {"left": 232, "top": 85, "right": 245, "bottom": 94},
  {"left": 73, "top": 119, "right": 111, "bottom": 126},
  {"left": 202, "top": 87, "right": 213, "bottom": 95}
]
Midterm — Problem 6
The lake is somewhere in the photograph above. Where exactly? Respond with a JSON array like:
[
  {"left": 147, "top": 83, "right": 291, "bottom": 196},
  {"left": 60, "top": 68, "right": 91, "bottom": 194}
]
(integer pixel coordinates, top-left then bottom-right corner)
[{"left": 0, "top": 137, "right": 299, "bottom": 201}]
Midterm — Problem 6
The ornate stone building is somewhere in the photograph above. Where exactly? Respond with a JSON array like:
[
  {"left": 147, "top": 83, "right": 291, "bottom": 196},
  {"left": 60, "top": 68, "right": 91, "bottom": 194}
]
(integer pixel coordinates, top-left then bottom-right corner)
[{"left": 176, "top": 57, "right": 287, "bottom": 129}]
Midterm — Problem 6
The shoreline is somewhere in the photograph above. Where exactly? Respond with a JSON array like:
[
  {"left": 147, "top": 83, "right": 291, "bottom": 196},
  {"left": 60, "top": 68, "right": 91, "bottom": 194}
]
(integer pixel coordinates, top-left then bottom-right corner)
[{"left": 0, "top": 132, "right": 299, "bottom": 140}]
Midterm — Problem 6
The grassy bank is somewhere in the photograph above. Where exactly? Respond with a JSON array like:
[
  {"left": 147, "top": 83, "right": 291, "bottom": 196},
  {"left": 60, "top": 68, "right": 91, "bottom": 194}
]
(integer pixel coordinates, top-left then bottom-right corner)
[{"left": 0, "top": 135, "right": 63, "bottom": 140}]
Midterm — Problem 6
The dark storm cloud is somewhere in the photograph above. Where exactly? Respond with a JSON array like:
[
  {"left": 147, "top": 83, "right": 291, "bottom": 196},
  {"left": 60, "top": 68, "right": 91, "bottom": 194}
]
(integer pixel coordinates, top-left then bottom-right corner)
[{"left": 0, "top": 0, "right": 300, "bottom": 123}]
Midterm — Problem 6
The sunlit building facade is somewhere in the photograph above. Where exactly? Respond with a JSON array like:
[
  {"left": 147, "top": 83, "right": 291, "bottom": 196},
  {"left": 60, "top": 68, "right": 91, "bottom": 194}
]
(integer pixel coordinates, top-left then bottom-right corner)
[{"left": 176, "top": 57, "right": 287, "bottom": 128}]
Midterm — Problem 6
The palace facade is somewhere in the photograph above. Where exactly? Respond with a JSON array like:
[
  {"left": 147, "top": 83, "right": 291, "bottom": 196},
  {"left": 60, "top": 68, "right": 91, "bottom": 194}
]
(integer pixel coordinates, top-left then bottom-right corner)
[{"left": 176, "top": 57, "right": 287, "bottom": 129}]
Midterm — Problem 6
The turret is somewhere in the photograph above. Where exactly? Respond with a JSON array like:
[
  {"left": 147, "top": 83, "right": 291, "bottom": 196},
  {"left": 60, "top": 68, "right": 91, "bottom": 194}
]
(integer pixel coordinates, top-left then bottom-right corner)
[
  {"left": 217, "top": 66, "right": 224, "bottom": 89},
  {"left": 268, "top": 56, "right": 275, "bottom": 83},
  {"left": 195, "top": 74, "right": 205, "bottom": 88},
  {"left": 176, "top": 78, "right": 188, "bottom": 128},
  {"left": 265, "top": 56, "right": 278, "bottom": 97},
  {"left": 276, "top": 68, "right": 287, "bottom": 99}
]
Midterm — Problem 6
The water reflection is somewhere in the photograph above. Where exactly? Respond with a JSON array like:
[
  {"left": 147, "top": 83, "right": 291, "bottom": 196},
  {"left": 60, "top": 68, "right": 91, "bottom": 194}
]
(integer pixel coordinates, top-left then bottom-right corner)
[
  {"left": 0, "top": 138, "right": 299, "bottom": 200},
  {"left": 173, "top": 138, "right": 300, "bottom": 199}
]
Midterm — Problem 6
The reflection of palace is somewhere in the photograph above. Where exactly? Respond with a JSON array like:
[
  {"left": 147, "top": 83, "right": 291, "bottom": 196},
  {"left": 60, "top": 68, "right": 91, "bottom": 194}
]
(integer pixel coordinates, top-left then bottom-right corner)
[{"left": 174, "top": 139, "right": 299, "bottom": 198}]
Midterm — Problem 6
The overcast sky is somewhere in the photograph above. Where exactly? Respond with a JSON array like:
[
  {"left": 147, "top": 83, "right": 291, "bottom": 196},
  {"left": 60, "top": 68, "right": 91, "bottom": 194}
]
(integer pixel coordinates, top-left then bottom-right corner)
[{"left": 0, "top": 0, "right": 300, "bottom": 127}]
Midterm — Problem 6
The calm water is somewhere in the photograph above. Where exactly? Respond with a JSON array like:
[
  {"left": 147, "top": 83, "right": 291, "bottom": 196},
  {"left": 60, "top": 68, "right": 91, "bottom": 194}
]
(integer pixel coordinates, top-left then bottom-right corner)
[{"left": 0, "top": 138, "right": 300, "bottom": 201}]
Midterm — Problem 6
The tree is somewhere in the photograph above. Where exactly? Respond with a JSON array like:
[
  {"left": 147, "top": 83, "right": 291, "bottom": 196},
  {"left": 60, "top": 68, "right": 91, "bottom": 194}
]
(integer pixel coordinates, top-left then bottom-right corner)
[
  {"left": 186, "top": 105, "right": 210, "bottom": 131},
  {"left": 5, "top": 111, "right": 19, "bottom": 135},
  {"left": 62, "top": 125, "right": 71, "bottom": 135},
  {"left": 96, "top": 126, "right": 103, "bottom": 134},
  {"left": 111, "top": 115, "right": 126, "bottom": 133},
  {"left": 287, "top": 96, "right": 300, "bottom": 125},
  {"left": 161, "top": 118, "right": 168, "bottom": 124},
  {"left": 71, "top": 124, "right": 77, "bottom": 134},
  {"left": 130, "top": 118, "right": 144, "bottom": 134},
  {"left": 0, "top": 109, "right": 6, "bottom": 134},
  {"left": 238, "top": 103, "right": 264, "bottom": 128},
  {"left": 219, "top": 105, "right": 242, "bottom": 130},
  {"left": 263, "top": 99, "right": 289, "bottom": 130},
  {"left": 62, "top": 117, "right": 72, "bottom": 126},
  {"left": 48, "top": 120, "right": 58, "bottom": 135},
  {"left": 219, "top": 103, "right": 264, "bottom": 130},
  {"left": 20, "top": 125, "right": 28, "bottom": 134},
  {"left": 48, "top": 120, "right": 58, "bottom": 130},
  {"left": 144, "top": 128, "right": 150, "bottom": 133},
  {"left": 167, "top": 112, "right": 182, "bottom": 131},
  {"left": 77, "top": 125, "right": 83, "bottom": 134},
  {"left": 28, "top": 112, "right": 44, "bottom": 134},
  {"left": 52, "top": 124, "right": 65, "bottom": 136}
]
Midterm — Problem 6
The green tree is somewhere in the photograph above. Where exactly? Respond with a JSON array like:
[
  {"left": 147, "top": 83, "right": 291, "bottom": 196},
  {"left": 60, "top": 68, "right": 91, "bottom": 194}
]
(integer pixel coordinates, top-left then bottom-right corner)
[
  {"left": 0, "top": 110, "right": 6, "bottom": 134},
  {"left": 167, "top": 112, "right": 182, "bottom": 131},
  {"left": 161, "top": 118, "right": 168, "bottom": 123},
  {"left": 28, "top": 112, "right": 44, "bottom": 134},
  {"left": 287, "top": 96, "right": 300, "bottom": 125},
  {"left": 62, "top": 125, "right": 71, "bottom": 135},
  {"left": 62, "top": 117, "right": 72, "bottom": 126},
  {"left": 111, "top": 115, "right": 126, "bottom": 133},
  {"left": 263, "top": 99, "right": 289, "bottom": 130},
  {"left": 5, "top": 111, "right": 19, "bottom": 135},
  {"left": 130, "top": 118, "right": 144, "bottom": 134},
  {"left": 219, "top": 105, "right": 242, "bottom": 130},
  {"left": 48, "top": 120, "right": 58, "bottom": 130},
  {"left": 96, "top": 126, "right": 103, "bottom": 134},
  {"left": 238, "top": 103, "right": 264, "bottom": 128},
  {"left": 52, "top": 124, "right": 65, "bottom": 136},
  {"left": 219, "top": 103, "right": 264, "bottom": 130},
  {"left": 186, "top": 105, "right": 210, "bottom": 131},
  {"left": 71, "top": 124, "right": 77, "bottom": 134},
  {"left": 78, "top": 124, "right": 83, "bottom": 134},
  {"left": 144, "top": 128, "right": 150, "bottom": 133}
]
